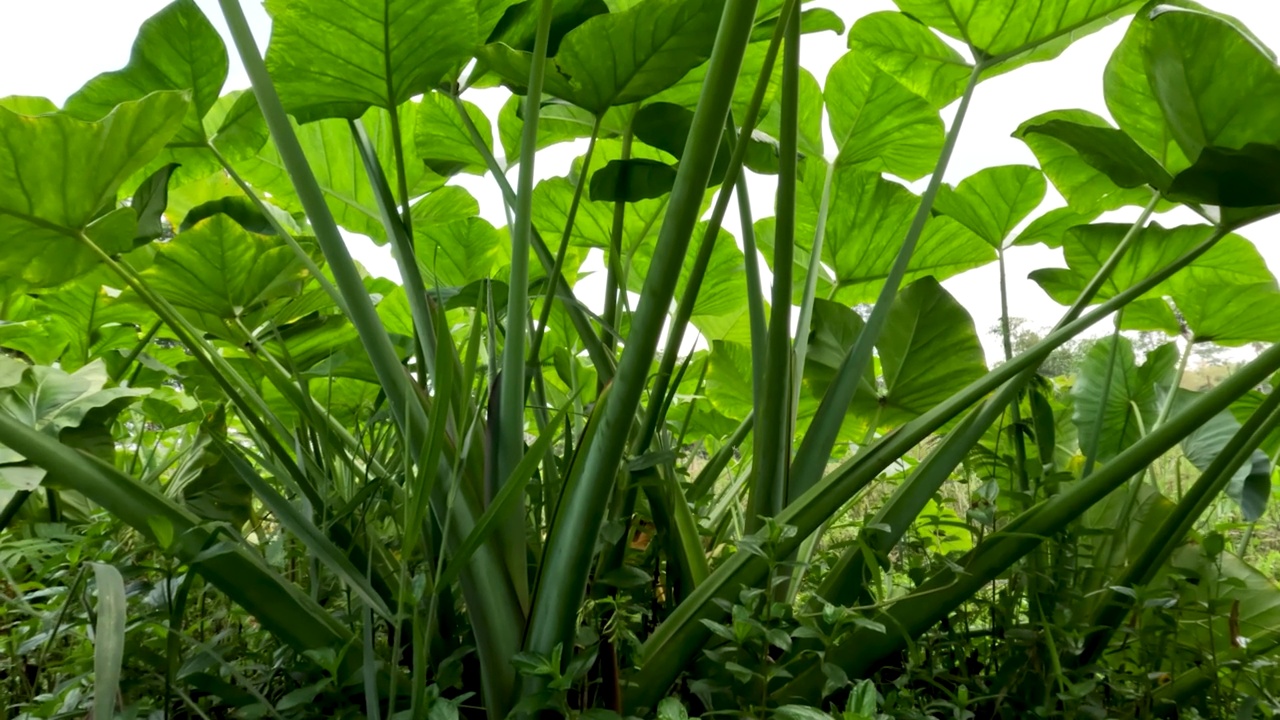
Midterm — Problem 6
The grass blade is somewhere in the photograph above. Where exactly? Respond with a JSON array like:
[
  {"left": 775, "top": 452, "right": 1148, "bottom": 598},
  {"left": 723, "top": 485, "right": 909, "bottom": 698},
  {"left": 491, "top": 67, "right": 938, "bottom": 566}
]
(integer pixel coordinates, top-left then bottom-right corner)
[{"left": 92, "top": 562, "right": 126, "bottom": 720}]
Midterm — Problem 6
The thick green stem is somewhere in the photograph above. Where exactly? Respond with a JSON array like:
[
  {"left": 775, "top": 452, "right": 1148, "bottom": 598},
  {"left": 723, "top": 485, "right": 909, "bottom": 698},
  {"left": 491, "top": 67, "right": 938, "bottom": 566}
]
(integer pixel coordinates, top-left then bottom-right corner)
[
  {"left": 498, "top": 0, "right": 554, "bottom": 489},
  {"left": 602, "top": 126, "right": 633, "bottom": 355},
  {"left": 522, "top": 0, "right": 759, "bottom": 689},
  {"left": 1077, "top": 380, "right": 1280, "bottom": 666},
  {"left": 631, "top": 0, "right": 791, "bottom": 455},
  {"left": 349, "top": 119, "right": 438, "bottom": 379},
  {"left": 629, "top": 220, "right": 1222, "bottom": 711},
  {"left": 788, "top": 62, "right": 983, "bottom": 500},
  {"left": 748, "top": 0, "right": 801, "bottom": 532},
  {"left": 788, "top": 160, "right": 835, "bottom": 437},
  {"left": 528, "top": 117, "right": 603, "bottom": 368}
]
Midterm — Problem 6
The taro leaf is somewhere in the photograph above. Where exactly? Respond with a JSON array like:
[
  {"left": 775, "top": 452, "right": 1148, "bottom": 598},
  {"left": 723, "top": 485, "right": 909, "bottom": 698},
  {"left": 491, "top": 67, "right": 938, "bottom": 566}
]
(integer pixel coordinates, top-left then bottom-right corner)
[
  {"left": 235, "top": 104, "right": 445, "bottom": 244},
  {"left": 590, "top": 159, "right": 679, "bottom": 202},
  {"left": 705, "top": 341, "right": 756, "bottom": 420},
  {"left": 820, "top": 168, "right": 994, "bottom": 305},
  {"left": 270, "top": 315, "right": 361, "bottom": 371},
  {"left": 263, "top": 0, "right": 480, "bottom": 123},
  {"left": 412, "top": 185, "right": 482, "bottom": 229},
  {"left": 1175, "top": 283, "right": 1280, "bottom": 347},
  {"left": 1136, "top": 2, "right": 1280, "bottom": 169},
  {"left": 206, "top": 90, "right": 271, "bottom": 163},
  {"left": 415, "top": 217, "right": 506, "bottom": 287},
  {"left": 1166, "top": 143, "right": 1280, "bottom": 209},
  {"left": 803, "top": 299, "right": 875, "bottom": 402},
  {"left": 933, "top": 165, "right": 1045, "bottom": 247},
  {"left": 1071, "top": 335, "right": 1167, "bottom": 463},
  {"left": 856, "top": 277, "right": 988, "bottom": 429},
  {"left": 629, "top": 222, "right": 754, "bottom": 343},
  {"left": 1173, "top": 388, "right": 1272, "bottom": 521},
  {"left": 486, "top": 0, "right": 609, "bottom": 54},
  {"left": 167, "top": 407, "right": 252, "bottom": 529},
  {"left": 0, "top": 92, "right": 189, "bottom": 287},
  {"left": 139, "top": 214, "right": 306, "bottom": 320},
  {"left": 825, "top": 52, "right": 943, "bottom": 180},
  {"left": 13, "top": 269, "right": 148, "bottom": 372},
  {"left": 179, "top": 195, "right": 300, "bottom": 236},
  {"left": 750, "top": 8, "right": 846, "bottom": 44},
  {"left": 1016, "top": 109, "right": 1164, "bottom": 214},
  {"left": 474, "top": 43, "right": 578, "bottom": 100},
  {"left": 647, "top": 37, "right": 783, "bottom": 122},
  {"left": 1105, "top": 2, "right": 1191, "bottom": 171},
  {"left": 1018, "top": 117, "right": 1171, "bottom": 194},
  {"left": 414, "top": 92, "right": 494, "bottom": 176},
  {"left": 532, "top": 139, "right": 692, "bottom": 265},
  {"left": 848, "top": 11, "right": 973, "bottom": 109},
  {"left": 140, "top": 386, "right": 202, "bottom": 430},
  {"left": 756, "top": 67, "right": 824, "bottom": 162},
  {"left": 893, "top": 0, "right": 1142, "bottom": 72},
  {"left": 1012, "top": 206, "right": 1098, "bottom": 248},
  {"left": 548, "top": 0, "right": 727, "bottom": 113},
  {"left": 0, "top": 360, "right": 147, "bottom": 469},
  {"left": 63, "top": 2, "right": 251, "bottom": 187},
  {"left": 0, "top": 96, "right": 57, "bottom": 115},
  {"left": 63, "top": 0, "right": 227, "bottom": 145},
  {"left": 497, "top": 96, "right": 601, "bottom": 162},
  {"left": 1030, "top": 223, "right": 1273, "bottom": 307},
  {"left": 130, "top": 163, "right": 180, "bottom": 244}
]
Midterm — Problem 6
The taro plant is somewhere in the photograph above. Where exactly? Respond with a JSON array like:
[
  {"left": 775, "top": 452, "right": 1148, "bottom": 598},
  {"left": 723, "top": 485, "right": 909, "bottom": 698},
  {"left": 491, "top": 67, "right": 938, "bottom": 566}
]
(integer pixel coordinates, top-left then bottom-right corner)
[{"left": 4, "top": 0, "right": 1280, "bottom": 718}]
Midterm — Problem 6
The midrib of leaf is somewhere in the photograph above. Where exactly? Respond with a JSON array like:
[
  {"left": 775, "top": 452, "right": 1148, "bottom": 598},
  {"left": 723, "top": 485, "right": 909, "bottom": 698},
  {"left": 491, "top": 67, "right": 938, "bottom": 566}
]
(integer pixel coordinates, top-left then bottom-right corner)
[{"left": 984, "top": 2, "right": 1139, "bottom": 67}]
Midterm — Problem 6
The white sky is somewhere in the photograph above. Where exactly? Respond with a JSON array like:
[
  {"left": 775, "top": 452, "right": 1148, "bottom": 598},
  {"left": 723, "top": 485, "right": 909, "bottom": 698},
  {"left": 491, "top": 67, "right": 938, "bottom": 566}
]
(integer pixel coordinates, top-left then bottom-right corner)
[{"left": 3, "top": 0, "right": 1279, "bottom": 361}]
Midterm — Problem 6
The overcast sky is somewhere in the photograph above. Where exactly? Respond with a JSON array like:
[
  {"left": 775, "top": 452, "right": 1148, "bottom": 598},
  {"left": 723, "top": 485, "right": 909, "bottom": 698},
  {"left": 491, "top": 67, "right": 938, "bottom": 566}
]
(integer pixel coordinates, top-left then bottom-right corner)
[{"left": 3, "top": 0, "right": 1278, "bottom": 361}]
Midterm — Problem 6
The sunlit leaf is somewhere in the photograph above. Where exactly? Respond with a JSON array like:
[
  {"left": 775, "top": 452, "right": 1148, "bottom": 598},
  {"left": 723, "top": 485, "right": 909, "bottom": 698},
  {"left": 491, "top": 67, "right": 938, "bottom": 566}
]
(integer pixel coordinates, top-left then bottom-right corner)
[
  {"left": 848, "top": 11, "right": 973, "bottom": 108},
  {"left": 825, "top": 52, "right": 943, "bottom": 180},
  {"left": 0, "top": 92, "right": 189, "bottom": 287},
  {"left": 264, "top": 0, "right": 480, "bottom": 122},
  {"left": 934, "top": 165, "right": 1046, "bottom": 247}
]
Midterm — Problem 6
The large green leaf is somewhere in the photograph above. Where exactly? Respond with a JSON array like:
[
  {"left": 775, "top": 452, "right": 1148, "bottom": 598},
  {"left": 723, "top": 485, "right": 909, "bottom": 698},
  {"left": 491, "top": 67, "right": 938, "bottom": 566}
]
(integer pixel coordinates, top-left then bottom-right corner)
[
  {"left": 1071, "top": 336, "right": 1169, "bottom": 463},
  {"left": 263, "top": 0, "right": 480, "bottom": 122},
  {"left": 1175, "top": 283, "right": 1280, "bottom": 346},
  {"left": 7, "top": 269, "right": 149, "bottom": 371},
  {"left": 847, "top": 11, "right": 973, "bottom": 109},
  {"left": 139, "top": 214, "right": 306, "bottom": 320},
  {"left": 933, "top": 165, "right": 1045, "bottom": 247},
  {"left": 646, "top": 37, "right": 783, "bottom": 121},
  {"left": 1170, "top": 389, "right": 1272, "bottom": 521},
  {"left": 894, "top": 0, "right": 1141, "bottom": 70},
  {"left": 1011, "top": 206, "right": 1099, "bottom": 248},
  {"left": 415, "top": 217, "right": 507, "bottom": 287},
  {"left": 414, "top": 91, "right": 495, "bottom": 176},
  {"left": 549, "top": 0, "right": 726, "bottom": 113},
  {"left": 497, "top": 95, "right": 600, "bottom": 163},
  {"left": 167, "top": 407, "right": 253, "bottom": 529},
  {"left": 825, "top": 51, "right": 943, "bottom": 180},
  {"left": 1016, "top": 109, "right": 1165, "bottom": 213},
  {"left": 1121, "top": 2, "right": 1280, "bottom": 170},
  {"left": 820, "top": 169, "right": 994, "bottom": 304},
  {"left": 856, "top": 277, "right": 988, "bottom": 429},
  {"left": 63, "top": 0, "right": 226, "bottom": 145},
  {"left": 0, "top": 359, "right": 147, "bottom": 470},
  {"left": 1031, "top": 223, "right": 1273, "bottom": 308},
  {"left": 0, "top": 93, "right": 189, "bottom": 287},
  {"left": 1018, "top": 114, "right": 1171, "bottom": 197},
  {"left": 756, "top": 66, "right": 824, "bottom": 162},
  {"left": 630, "top": 223, "right": 754, "bottom": 343},
  {"left": 235, "top": 104, "right": 444, "bottom": 243}
]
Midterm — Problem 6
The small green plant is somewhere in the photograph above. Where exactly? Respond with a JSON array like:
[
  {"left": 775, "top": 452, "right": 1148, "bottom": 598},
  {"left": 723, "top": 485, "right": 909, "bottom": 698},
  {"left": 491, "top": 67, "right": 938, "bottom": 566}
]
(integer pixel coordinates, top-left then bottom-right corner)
[{"left": 4, "top": 0, "right": 1280, "bottom": 718}]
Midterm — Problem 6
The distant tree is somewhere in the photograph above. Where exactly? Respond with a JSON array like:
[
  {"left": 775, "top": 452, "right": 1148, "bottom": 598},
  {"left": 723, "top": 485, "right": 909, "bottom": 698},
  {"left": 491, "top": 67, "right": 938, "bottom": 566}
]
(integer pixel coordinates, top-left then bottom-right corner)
[{"left": 990, "top": 317, "right": 1087, "bottom": 377}]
